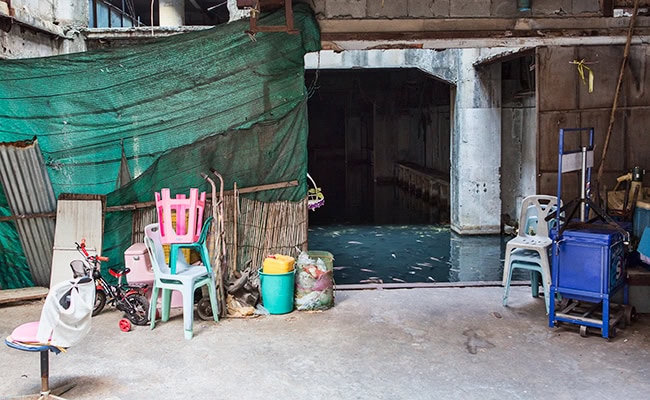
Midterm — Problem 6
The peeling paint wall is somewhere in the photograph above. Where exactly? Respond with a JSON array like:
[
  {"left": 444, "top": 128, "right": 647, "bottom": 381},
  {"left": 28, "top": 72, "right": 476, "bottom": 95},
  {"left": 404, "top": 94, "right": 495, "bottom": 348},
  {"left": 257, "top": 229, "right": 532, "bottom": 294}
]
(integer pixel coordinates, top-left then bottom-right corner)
[
  {"left": 309, "top": 0, "right": 606, "bottom": 18},
  {"left": 0, "top": 0, "right": 87, "bottom": 59},
  {"left": 451, "top": 50, "right": 502, "bottom": 234}
]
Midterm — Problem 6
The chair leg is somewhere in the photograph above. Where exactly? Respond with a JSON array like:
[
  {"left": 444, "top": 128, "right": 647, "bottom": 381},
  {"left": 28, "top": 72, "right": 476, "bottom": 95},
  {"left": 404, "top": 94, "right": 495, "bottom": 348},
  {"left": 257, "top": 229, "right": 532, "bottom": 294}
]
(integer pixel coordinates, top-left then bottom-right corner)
[
  {"left": 150, "top": 286, "right": 159, "bottom": 330},
  {"left": 161, "top": 289, "right": 172, "bottom": 322},
  {"left": 503, "top": 261, "right": 514, "bottom": 307},
  {"left": 39, "top": 350, "right": 75, "bottom": 399},
  {"left": 541, "top": 272, "right": 550, "bottom": 315},
  {"left": 536, "top": 249, "right": 553, "bottom": 314},
  {"left": 531, "top": 271, "right": 540, "bottom": 298},
  {"left": 182, "top": 288, "right": 195, "bottom": 340},
  {"left": 169, "top": 245, "right": 180, "bottom": 275},
  {"left": 502, "top": 246, "right": 513, "bottom": 287}
]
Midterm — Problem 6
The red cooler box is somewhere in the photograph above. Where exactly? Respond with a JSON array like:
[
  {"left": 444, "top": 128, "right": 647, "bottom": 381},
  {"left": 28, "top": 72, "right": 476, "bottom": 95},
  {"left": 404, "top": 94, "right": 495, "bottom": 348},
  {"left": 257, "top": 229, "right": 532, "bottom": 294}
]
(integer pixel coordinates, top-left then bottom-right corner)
[{"left": 125, "top": 243, "right": 183, "bottom": 308}]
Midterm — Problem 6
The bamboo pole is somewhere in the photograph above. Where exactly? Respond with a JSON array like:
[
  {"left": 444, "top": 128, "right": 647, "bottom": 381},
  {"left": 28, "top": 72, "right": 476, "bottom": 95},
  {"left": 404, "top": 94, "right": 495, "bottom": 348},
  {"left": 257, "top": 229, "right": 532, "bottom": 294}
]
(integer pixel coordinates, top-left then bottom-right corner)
[
  {"left": 596, "top": 0, "right": 639, "bottom": 195},
  {"left": 230, "top": 182, "right": 239, "bottom": 276}
]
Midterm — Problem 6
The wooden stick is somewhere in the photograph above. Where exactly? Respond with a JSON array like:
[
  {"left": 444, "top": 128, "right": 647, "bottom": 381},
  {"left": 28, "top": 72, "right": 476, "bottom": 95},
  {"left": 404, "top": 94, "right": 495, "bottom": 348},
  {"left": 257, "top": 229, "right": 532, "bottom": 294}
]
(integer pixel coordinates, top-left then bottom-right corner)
[
  {"left": 596, "top": 0, "right": 639, "bottom": 192},
  {"left": 233, "top": 182, "right": 238, "bottom": 275}
]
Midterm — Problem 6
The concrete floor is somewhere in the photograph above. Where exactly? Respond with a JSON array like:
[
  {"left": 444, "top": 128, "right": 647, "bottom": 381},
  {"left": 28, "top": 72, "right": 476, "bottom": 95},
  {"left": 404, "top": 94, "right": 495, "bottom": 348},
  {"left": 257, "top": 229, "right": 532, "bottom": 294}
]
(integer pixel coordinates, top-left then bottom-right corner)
[{"left": 1, "top": 286, "right": 649, "bottom": 400}]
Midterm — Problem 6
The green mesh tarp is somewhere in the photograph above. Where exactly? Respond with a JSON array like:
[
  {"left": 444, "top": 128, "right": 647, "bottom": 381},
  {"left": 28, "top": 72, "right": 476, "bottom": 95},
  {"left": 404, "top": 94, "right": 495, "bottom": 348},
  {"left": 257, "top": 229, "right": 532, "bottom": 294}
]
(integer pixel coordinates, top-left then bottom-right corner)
[{"left": 0, "top": 5, "right": 320, "bottom": 287}]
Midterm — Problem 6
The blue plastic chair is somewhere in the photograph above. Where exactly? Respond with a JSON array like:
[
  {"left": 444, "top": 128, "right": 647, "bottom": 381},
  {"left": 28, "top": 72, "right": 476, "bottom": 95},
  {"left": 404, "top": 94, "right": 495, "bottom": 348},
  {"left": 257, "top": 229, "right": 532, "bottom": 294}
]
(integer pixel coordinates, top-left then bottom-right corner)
[
  {"left": 502, "top": 195, "right": 561, "bottom": 313},
  {"left": 144, "top": 223, "right": 218, "bottom": 340}
]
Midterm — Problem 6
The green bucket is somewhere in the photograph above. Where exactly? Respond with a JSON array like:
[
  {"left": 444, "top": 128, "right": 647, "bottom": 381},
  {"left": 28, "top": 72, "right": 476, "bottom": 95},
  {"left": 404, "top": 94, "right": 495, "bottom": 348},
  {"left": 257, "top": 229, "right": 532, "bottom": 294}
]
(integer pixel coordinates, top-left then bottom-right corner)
[{"left": 259, "top": 268, "right": 295, "bottom": 314}]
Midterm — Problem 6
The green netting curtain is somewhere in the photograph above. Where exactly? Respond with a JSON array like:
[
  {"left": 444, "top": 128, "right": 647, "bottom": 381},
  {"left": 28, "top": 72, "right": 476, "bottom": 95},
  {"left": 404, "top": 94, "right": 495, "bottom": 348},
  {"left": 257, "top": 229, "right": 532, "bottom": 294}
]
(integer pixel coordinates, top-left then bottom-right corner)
[{"left": 0, "top": 4, "right": 321, "bottom": 287}]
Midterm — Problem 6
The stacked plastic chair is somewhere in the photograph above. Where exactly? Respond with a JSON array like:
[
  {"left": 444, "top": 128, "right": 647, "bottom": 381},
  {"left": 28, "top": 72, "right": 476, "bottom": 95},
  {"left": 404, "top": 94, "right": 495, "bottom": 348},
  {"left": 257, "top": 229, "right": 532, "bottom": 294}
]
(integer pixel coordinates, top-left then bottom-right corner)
[
  {"left": 144, "top": 223, "right": 218, "bottom": 339},
  {"left": 502, "top": 195, "right": 561, "bottom": 314},
  {"left": 152, "top": 188, "right": 217, "bottom": 339},
  {"left": 155, "top": 188, "right": 210, "bottom": 274}
]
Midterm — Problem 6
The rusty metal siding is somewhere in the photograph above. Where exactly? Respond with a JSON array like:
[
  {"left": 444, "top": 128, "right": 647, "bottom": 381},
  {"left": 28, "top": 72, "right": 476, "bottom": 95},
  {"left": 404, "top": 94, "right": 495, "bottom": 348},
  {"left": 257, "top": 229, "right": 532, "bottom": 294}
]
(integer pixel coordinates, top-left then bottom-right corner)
[{"left": 0, "top": 139, "right": 56, "bottom": 286}]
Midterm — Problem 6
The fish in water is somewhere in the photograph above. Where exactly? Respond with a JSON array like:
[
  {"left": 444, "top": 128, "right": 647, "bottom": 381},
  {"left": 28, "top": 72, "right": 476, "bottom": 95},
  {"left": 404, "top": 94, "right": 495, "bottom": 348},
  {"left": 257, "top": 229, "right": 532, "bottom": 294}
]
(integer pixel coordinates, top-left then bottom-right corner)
[
  {"left": 430, "top": 257, "right": 442, "bottom": 262},
  {"left": 391, "top": 277, "right": 406, "bottom": 283},
  {"left": 427, "top": 276, "right": 436, "bottom": 282},
  {"left": 391, "top": 253, "right": 396, "bottom": 258},
  {"left": 360, "top": 278, "right": 383, "bottom": 284},
  {"left": 416, "top": 262, "right": 432, "bottom": 267},
  {"left": 348, "top": 241, "right": 363, "bottom": 244},
  {"left": 333, "top": 266, "right": 349, "bottom": 271},
  {"left": 360, "top": 268, "right": 376, "bottom": 273},
  {"left": 410, "top": 266, "right": 423, "bottom": 270}
]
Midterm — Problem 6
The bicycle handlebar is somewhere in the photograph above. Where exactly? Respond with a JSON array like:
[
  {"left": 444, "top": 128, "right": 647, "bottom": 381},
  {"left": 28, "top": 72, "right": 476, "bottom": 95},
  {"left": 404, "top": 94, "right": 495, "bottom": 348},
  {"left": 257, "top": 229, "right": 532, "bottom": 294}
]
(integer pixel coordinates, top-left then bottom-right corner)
[{"left": 75, "top": 240, "right": 110, "bottom": 262}]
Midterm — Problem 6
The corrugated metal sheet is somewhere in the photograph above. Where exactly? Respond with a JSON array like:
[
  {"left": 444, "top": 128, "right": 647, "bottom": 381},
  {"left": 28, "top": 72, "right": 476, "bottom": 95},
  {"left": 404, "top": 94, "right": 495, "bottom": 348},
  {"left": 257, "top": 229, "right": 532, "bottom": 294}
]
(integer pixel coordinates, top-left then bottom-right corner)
[{"left": 0, "top": 138, "right": 56, "bottom": 286}]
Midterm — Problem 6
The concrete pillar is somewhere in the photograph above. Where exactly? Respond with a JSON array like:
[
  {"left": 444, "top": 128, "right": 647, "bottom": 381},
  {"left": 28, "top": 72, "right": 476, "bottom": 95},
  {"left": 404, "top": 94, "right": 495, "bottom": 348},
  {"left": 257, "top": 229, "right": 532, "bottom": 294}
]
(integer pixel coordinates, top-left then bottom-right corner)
[
  {"left": 450, "top": 49, "right": 502, "bottom": 234},
  {"left": 159, "top": 0, "right": 185, "bottom": 26}
]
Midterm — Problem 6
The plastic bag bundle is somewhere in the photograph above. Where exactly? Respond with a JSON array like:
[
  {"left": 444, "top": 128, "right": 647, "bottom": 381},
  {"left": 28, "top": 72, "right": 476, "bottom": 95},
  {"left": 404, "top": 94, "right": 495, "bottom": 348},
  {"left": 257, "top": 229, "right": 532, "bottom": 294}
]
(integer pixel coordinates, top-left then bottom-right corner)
[{"left": 294, "top": 251, "right": 334, "bottom": 311}]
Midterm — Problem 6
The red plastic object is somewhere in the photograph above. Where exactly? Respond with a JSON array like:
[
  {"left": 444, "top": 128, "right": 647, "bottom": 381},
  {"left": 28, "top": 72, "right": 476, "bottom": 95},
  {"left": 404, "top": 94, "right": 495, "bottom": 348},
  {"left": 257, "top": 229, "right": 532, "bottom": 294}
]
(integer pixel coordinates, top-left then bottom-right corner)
[{"left": 119, "top": 319, "right": 131, "bottom": 332}]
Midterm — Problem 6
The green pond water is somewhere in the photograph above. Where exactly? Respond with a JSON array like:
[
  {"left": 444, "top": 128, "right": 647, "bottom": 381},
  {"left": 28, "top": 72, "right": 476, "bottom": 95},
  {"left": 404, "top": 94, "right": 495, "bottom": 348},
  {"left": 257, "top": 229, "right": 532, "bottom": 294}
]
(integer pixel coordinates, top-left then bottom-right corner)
[{"left": 308, "top": 224, "right": 527, "bottom": 285}]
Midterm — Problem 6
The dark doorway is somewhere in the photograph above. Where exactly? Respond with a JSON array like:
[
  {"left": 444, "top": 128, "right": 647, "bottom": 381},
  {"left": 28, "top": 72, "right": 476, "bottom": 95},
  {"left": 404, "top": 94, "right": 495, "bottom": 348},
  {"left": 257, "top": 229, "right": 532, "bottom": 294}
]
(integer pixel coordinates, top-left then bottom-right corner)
[{"left": 305, "top": 68, "right": 452, "bottom": 226}]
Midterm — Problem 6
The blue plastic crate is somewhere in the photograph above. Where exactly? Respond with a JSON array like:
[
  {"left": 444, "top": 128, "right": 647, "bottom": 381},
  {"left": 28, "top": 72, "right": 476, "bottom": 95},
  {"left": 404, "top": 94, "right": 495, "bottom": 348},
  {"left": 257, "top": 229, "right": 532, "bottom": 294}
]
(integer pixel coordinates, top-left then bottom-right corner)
[{"left": 551, "top": 224, "right": 625, "bottom": 300}]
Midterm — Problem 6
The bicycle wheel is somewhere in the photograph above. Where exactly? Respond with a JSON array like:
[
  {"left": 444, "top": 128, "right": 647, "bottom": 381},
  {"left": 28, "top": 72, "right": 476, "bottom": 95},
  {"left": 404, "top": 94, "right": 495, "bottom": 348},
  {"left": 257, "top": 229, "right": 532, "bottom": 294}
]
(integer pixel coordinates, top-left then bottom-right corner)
[
  {"left": 93, "top": 289, "right": 107, "bottom": 316},
  {"left": 124, "top": 293, "right": 150, "bottom": 326}
]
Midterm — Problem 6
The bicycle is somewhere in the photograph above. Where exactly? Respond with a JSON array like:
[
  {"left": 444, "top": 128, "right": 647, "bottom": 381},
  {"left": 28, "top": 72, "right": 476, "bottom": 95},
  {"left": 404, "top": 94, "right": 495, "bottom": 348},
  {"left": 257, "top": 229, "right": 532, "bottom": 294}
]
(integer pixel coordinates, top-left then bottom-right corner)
[{"left": 70, "top": 240, "right": 150, "bottom": 331}]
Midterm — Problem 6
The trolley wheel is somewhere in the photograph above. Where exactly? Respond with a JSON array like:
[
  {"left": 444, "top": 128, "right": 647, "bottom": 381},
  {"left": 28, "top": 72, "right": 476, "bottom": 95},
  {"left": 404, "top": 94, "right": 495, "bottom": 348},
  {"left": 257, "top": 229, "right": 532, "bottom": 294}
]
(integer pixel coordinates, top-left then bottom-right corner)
[
  {"left": 119, "top": 318, "right": 132, "bottom": 332},
  {"left": 579, "top": 325, "right": 588, "bottom": 338},
  {"left": 625, "top": 306, "right": 638, "bottom": 325},
  {"left": 196, "top": 297, "right": 213, "bottom": 321},
  {"left": 608, "top": 326, "right": 617, "bottom": 340}
]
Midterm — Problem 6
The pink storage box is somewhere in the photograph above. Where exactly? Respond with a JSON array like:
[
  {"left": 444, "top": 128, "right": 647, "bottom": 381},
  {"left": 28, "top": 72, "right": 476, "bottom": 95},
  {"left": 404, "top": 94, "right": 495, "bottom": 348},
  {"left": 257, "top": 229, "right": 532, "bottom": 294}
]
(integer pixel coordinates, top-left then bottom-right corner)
[{"left": 125, "top": 243, "right": 183, "bottom": 308}]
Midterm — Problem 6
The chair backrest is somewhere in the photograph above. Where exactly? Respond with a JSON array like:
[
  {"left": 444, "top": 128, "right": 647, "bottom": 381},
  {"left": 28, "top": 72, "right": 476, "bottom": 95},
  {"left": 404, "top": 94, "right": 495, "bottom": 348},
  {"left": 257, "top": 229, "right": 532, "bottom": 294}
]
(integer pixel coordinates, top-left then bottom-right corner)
[
  {"left": 36, "top": 276, "right": 95, "bottom": 347},
  {"left": 144, "top": 223, "right": 193, "bottom": 277},
  {"left": 197, "top": 216, "right": 214, "bottom": 244},
  {"left": 144, "top": 223, "right": 170, "bottom": 276},
  {"left": 155, "top": 188, "right": 206, "bottom": 245},
  {"left": 517, "top": 195, "right": 562, "bottom": 238}
]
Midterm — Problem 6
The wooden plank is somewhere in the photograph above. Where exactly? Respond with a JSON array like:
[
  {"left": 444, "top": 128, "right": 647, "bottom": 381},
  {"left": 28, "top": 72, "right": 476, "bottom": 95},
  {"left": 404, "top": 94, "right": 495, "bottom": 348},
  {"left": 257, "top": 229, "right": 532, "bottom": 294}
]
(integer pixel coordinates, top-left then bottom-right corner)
[
  {"left": 0, "top": 286, "right": 48, "bottom": 304},
  {"left": 51, "top": 198, "right": 104, "bottom": 287}
]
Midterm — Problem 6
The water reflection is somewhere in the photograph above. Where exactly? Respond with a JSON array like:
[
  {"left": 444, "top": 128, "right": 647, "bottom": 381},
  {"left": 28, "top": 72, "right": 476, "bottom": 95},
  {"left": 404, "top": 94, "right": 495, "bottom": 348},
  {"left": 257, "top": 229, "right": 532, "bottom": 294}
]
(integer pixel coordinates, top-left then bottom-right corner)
[{"left": 308, "top": 225, "right": 526, "bottom": 285}]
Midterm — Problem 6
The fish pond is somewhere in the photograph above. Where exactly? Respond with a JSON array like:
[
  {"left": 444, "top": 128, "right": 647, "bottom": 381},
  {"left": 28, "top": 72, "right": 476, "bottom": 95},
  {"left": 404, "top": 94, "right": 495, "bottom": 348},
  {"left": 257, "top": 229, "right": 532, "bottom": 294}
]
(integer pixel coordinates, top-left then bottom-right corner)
[{"left": 308, "top": 224, "right": 527, "bottom": 285}]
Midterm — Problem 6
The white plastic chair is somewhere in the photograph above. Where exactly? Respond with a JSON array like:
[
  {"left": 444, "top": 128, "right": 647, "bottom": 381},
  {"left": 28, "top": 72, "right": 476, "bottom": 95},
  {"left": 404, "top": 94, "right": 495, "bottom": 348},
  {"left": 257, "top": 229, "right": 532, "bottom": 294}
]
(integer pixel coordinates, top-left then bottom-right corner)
[
  {"left": 144, "top": 223, "right": 218, "bottom": 340},
  {"left": 502, "top": 195, "right": 561, "bottom": 313}
]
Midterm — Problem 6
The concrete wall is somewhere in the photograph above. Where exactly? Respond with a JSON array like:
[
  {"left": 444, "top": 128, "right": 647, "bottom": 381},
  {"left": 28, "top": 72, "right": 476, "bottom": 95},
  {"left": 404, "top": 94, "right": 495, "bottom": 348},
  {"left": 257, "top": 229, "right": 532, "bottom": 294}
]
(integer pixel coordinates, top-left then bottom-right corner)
[
  {"left": 0, "top": 0, "right": 87, "bottom": 59},
  {"left": 500, "top": 57, "right": 537, "bottom": 225},
  {"left": 309, "top": 0, "right": 604, "bottom": 18},
  {"left": 501, "top": 95, "right": 536, "bottom": 224}
]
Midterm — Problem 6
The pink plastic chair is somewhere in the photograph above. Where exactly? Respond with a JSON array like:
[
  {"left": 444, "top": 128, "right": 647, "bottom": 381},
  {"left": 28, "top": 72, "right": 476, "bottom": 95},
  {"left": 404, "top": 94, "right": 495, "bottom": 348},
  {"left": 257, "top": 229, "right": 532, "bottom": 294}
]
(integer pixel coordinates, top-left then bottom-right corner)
[{"left": 155, "top": 188, "right": 206, "bottom": 245}]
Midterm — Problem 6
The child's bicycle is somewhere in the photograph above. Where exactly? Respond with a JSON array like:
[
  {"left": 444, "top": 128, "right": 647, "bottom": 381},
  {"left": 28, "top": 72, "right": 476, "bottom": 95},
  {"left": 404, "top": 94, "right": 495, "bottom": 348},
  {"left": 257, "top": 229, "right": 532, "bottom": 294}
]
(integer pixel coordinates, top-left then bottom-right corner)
[{"left": 70, "top": 240, "right": 150, "bottom": 331}]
